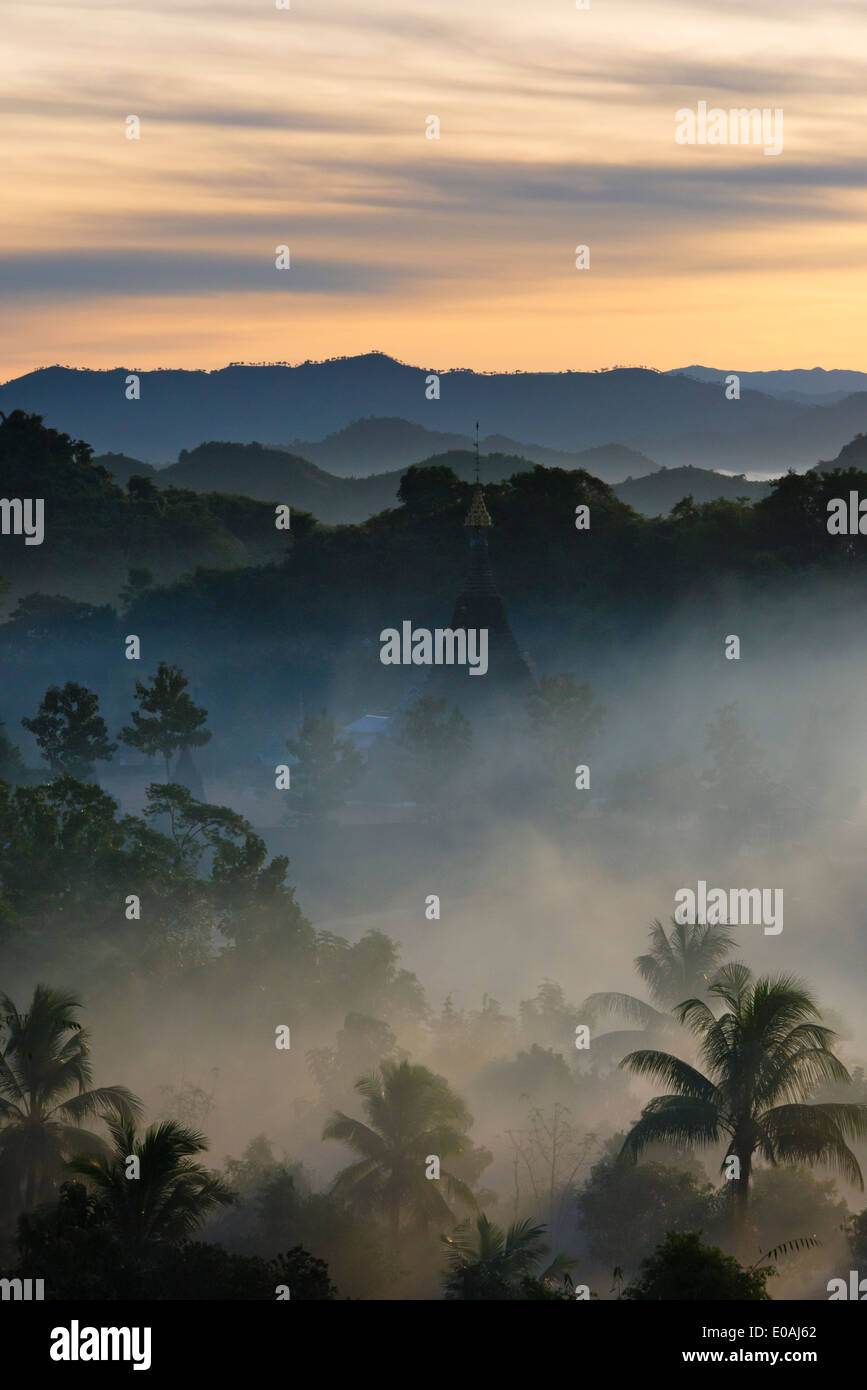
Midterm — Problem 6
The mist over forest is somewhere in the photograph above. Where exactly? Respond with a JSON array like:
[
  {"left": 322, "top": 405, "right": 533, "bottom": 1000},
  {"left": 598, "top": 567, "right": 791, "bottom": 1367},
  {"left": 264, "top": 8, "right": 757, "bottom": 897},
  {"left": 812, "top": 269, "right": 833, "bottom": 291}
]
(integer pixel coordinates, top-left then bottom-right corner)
[{"left": 3, "top": 402, "right": 867, "bottom": 1302}]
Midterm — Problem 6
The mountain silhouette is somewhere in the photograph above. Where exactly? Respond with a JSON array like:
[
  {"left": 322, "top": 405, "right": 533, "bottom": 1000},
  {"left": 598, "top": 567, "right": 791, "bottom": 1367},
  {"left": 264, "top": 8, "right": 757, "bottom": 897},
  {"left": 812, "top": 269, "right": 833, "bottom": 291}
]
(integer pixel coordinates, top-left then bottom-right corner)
[
  {"left": 3, "top": 353, "right": 865, "bottom": 470},
  {"left": 286, "top": 416, "right": 657, "bottom": 481},
  {"left": 612, "top": 466, "right": 771, "bottom": 516}
]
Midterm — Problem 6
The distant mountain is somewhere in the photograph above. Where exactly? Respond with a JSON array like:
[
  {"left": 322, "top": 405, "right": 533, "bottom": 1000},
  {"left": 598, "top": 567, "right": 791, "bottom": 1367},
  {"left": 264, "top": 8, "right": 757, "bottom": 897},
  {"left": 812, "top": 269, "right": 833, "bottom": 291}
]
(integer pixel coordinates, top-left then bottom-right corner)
[
  {"left": 812, "top": 431, "right": 867, "bottom": 473},
  {"left": 3, "top": 354, "right": 866, "bottom": 471},
  {"left": 157, "top": 443, "right": 569, "bottom": 524},
  {"left": 288, "top": 416, "right": 658, "bottom": 482},
  {"left": 155, "top": 440, "right": 678, "bottom": 523},
  {"left": 286, "top": 417, "right": 471, "bottom": 476},
  {"left": 671, "top": 365, "right": 867, "bottom": 405},
  {"left": 613, "top": 466, "right": 771, "bottom": 516},
  {"left": 93, "top": 452, "right": 156, "bottom": 485}
]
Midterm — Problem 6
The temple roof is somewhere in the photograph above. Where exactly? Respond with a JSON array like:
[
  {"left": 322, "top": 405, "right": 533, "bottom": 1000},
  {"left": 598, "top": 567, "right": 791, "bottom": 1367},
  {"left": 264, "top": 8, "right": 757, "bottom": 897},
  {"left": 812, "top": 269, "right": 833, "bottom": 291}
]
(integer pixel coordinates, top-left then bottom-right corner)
[{"left": 464, "top": 483, "right": 492, "bottom": 528}]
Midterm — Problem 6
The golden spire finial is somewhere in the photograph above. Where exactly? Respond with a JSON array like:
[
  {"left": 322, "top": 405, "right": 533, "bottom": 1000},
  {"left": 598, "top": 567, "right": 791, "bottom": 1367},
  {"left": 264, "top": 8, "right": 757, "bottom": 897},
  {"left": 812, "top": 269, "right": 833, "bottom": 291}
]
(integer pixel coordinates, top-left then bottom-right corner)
[
  {"left": 465, "top": 486, "right": 491, "bottom": 527},
  {"left": 465, "top": 420, "right": 492, "bottom": 525}
]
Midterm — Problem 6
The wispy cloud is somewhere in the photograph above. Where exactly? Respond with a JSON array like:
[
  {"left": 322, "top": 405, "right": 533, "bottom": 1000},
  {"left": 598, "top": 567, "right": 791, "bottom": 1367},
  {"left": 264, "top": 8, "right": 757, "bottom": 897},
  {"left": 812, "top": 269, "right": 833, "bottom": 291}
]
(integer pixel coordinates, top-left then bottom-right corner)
[{"left": 3, "top": 0, "right": 867, "bottom": 373}]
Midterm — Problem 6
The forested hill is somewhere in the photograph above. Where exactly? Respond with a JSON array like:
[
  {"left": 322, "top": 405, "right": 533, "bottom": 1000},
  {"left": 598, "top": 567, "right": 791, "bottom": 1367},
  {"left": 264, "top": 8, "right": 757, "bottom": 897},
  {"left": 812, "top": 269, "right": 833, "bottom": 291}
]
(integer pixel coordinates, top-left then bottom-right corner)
[
  {"left": 3, "top": 354, "right": 867, "bottom": 470},
  {"left": 2, "top": 411, "right": 867, "bottom": 622}
]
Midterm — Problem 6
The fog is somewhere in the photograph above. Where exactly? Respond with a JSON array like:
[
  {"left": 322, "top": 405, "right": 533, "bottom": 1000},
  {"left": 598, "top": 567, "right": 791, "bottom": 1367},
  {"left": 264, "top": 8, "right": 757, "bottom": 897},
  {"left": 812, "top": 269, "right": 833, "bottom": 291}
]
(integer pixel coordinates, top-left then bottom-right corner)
[{"left": 2, "top": 559, "right": 865, "bottom": 1300}]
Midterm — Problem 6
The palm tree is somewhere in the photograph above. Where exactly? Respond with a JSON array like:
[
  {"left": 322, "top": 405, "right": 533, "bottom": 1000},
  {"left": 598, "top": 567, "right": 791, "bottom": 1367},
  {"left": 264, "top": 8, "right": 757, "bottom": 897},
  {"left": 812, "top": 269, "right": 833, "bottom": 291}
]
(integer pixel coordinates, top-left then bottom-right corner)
[
  {"left": 322, "top": 1059, "right": 476, "bottom": 1240},
  {"left": 67, "top": 1117, "right": 233, "bottom": 1252},
  {"left": 580, "top": 918, "right": 735, "bottom": 1061},
  {"left": 0, "top": 986, "right": 141, "bottom": 1215},
  {"left": 620, "top": 964, "right": 867, "bottom": 1252},
  {"left": 441, "top": 1212, "right": 571, "bottom": 1299}
]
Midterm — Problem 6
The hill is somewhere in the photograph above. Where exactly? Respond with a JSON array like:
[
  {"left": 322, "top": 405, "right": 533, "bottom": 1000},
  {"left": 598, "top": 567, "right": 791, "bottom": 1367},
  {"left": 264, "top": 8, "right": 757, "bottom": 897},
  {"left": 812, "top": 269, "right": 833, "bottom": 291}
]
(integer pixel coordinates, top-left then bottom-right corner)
[
  {"left": 613, "top": 467, "right": 772, "bottom": 516},
  {"left": 287, "top": 416, "right": 658, "bottom": 482},
  {"left": 671, "top": 365, "right": 867, "bottom": 405},
  {"left": 3, "top": 354, "right": 866, "bottom": 471},
  {"left": 812, "top": 432, "right": 867, "bottom": 473},
  {"left": 93, "top": 452, "right": 157, "bottom": 485},
  {"left": 157, "top": 444, "right": 548, "bottom": 524}
]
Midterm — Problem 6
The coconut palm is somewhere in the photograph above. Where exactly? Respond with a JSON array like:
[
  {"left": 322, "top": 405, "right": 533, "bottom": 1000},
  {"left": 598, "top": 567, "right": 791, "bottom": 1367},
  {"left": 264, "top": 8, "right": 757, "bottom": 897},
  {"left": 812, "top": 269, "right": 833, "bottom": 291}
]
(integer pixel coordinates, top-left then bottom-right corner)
[
  {"left": 441, "top": 1212, "right": 571, "bottom": 1299},
  {"left": 580, "top": 918, "right": 735, "bottom": 1061},
  {"left": 620, "top": 963, "right": 867, "bottom": 1251},
  {"left": 322, "top": 1059, "right": 477, "bottom": 1240},
  {"left": 0, "top": 986, "right": 141, "bottom": 1214},
  {"left": 67, "top": 1116, "right": 233, "bottom": 1252}
]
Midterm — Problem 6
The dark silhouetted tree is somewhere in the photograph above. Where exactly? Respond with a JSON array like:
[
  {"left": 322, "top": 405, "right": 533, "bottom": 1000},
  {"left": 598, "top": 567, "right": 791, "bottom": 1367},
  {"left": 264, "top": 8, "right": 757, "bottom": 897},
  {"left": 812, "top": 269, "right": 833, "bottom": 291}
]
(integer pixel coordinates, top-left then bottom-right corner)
[
  {"left": 120, "top": 662, "right": 211, "bottom": 779},
  {"left": 22, "top": 682, "right": 116, "bottom": 780},
  {"left": 623, "top": 1230, "right": 772, "bottom": 1300},
  {"left": 323, "top": 1059, "right": 476, "bottom": 1240},
  {"left": 620, "top": 964, "right": 867, "bottom": 1253},
  {"left": 0, "top": 987, "right": 141, "bottom": 1219},
  {"left": 284, "top": 712, "right": 364, "bottom": 821}
]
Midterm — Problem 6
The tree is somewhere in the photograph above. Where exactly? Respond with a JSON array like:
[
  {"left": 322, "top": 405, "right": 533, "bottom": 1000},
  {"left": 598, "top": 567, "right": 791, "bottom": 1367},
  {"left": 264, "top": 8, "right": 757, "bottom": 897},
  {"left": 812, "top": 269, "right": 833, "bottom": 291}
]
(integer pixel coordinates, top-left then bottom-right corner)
[
  {"left": 525, "top": 674, "right": 604, "bottom": 762},
  {"left": 441, "top": 1212, "right": 573, "bottom": 1300},
  {"left": 67, "top": 1117, "right": 233, "bottom": 1254},
  {"left": 284, "top": 712, "right": 364, "bottom": 822},
  {"left": 581, "top": 918, "right": 735, "bottom": 1063},
  {"left": 0, "top": 987, "right": 141, "bottom": 1219},
  {"left": 623, "top": 1230, "right": 773, "bottom": 1300},
  {"left": 13, "top": 1181, "right": 337, "bottom": 1299},
  {"left": 393, "top": 695, "right": 471, "bottom": 804},
  {"left": 576, "top": 1142, "right": 718, "bottom": 1273},
  {"left": 620, "top": 964, "right": 867, "bottom": 1252},
  {"left": 22, "top": 682, "right": 117, "bottom": 780},
  {"left": 506, "top": 1101, "right": 599, "bottom": 1247},
  {"left": 120, "top": 662, "right": 211, "bottom": 779},
  {"left": 398, "top": 464, "right": 466, "bottom": 517},
  {"left": 322, "top": 1059, "right": 477, "bottom": 1240},
  {"left": 520, "top": 979, "right": 581, "bottom": 1049},
  {"left": 307, "top": 1012, "right": 398, "bottom": 1104},
  {"left": 0, "top": 719, "right": 33, "bottom": 785},
  {"left": 118, "top": 566, "right": 153, "bottom": 612}
]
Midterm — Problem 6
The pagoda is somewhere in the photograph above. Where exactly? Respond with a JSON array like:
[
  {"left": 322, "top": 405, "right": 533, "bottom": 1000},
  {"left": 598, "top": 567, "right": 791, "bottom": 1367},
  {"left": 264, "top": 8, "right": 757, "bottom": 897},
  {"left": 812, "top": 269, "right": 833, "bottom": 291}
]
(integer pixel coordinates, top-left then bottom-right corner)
[{"left": 426, "top": 425, "right": 533, "bottom": 706}]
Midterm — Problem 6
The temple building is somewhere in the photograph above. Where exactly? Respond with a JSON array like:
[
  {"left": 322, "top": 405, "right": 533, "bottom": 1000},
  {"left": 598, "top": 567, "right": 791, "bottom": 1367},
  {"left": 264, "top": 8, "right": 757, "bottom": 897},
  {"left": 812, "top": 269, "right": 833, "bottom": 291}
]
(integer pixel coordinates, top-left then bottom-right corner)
[{"left": 426, "top": 440, "right": 533, "bottom": 709}]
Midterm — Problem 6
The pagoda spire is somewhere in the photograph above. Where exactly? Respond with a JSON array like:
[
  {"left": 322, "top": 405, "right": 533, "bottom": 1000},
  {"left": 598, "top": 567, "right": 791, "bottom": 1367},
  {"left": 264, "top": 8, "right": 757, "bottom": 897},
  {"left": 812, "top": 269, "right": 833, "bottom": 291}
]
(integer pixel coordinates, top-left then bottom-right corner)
[
  {"left": 464, "top": 422, "right": 492, "bottom": 527},
  {"left": 425, "top": 421, "right": 533, "bottom": 701}
]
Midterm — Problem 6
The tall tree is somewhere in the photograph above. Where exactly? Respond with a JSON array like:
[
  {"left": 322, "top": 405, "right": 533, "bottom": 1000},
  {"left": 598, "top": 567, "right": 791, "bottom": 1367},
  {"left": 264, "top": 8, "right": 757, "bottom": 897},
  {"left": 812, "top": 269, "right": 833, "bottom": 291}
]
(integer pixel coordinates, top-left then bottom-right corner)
[
  {"left": 393, "top": 695, "right": 471, "bottom": 804},
  {"left": 120, "top": 662, "right": 211, "bottom": 780},
  {"left": 322, "top": 1059, "right": 477, "bottom": 1240},
  {"left": 0, "top": 986, "right": 141, "bottom": 1217},
  {"left": 525, "top": 674, "right": 604, "bottom": 761},
  {"left": 284, "top": 712, "right": 364, "bottom": 822},
  {"left": 67, "top": 1117, "right": 233, "bottom": 1254},
  {"left": 22, "top": 682, "right": 117, "bottom": 780},
  {"left": 619, "top": 964, "right": 867, "bottom": 1252},
  {"left": 581, "top": 918, "right": 735, "bottom": 1062},
  {"left": 441, "top": 1212, "right": 572, "bottom": 1300}
]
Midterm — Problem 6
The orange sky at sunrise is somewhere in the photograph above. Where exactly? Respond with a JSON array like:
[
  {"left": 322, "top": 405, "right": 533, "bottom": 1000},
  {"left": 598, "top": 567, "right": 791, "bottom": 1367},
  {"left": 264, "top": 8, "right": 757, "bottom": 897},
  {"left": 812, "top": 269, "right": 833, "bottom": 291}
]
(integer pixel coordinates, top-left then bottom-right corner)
[{"left": 3, "top": 0, "right": 867, "bottom": 378}]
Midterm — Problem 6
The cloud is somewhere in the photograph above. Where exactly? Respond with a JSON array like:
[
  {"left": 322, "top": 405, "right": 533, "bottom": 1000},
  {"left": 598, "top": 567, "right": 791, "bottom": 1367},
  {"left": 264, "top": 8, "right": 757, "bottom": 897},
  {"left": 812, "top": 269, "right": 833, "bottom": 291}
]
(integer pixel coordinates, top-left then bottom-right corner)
[{"left": 0, "top": 251, "right": 427, "bottom": 301}]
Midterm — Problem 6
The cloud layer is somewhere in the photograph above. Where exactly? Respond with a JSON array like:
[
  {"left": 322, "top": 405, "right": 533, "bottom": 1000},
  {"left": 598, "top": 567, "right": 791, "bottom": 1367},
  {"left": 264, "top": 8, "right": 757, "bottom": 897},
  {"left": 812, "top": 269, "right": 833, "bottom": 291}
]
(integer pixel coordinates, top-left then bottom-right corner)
[{"left": 3, "top": 0, "right": 867, "bottom": 376}]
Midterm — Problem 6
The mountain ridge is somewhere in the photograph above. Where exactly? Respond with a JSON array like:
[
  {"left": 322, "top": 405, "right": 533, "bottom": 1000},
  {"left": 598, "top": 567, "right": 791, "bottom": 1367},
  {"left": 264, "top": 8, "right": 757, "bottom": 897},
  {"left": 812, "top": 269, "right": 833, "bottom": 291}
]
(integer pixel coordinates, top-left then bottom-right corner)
[{"left": 4, "top": 353, "right": 866, "bottom": 471}]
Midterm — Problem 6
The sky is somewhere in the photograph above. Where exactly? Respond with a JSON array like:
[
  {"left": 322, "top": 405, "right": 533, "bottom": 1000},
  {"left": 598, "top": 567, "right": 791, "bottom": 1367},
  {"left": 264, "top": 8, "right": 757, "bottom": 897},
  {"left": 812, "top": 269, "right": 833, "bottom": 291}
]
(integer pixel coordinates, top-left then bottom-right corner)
[{"left": 2, "top": 0, "right": 867, "bottom": 378}]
